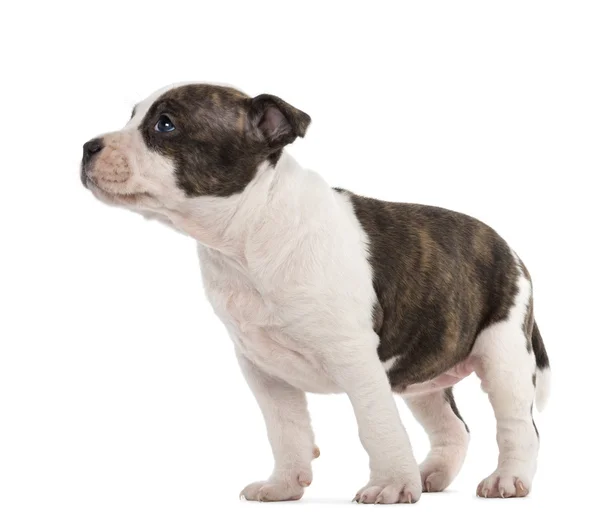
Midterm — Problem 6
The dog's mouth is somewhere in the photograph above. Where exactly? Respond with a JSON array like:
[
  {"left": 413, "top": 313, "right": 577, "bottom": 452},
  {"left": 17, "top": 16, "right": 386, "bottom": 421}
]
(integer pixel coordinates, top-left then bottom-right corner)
[
  {"left": 83, "top": 172, "right": 154, "bottom": 205},
  {"left": 80, "top": 164, "right": 91, "bottom": 189}
]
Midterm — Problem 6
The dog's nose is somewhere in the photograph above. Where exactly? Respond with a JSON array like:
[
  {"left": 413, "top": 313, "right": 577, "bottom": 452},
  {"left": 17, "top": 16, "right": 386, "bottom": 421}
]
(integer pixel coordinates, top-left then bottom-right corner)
[{"left": 83, "top": 138, "right": 104, "bottom": 162}]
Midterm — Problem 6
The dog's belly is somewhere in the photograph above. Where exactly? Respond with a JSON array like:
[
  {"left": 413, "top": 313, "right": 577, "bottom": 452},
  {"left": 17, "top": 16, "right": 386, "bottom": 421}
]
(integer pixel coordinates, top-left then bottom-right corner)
[
  {"left": 233, "top": 324, "right": 475, "bottom": 396},
  {"left": 392, "top": 356, "right": 476, "bottom": 396}
]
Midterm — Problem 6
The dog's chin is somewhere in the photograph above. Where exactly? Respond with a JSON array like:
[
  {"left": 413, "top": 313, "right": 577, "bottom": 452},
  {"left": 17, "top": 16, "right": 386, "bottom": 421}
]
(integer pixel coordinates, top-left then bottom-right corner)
[{"left": 85, "top": 176, "right": 155, "bottom": 209}]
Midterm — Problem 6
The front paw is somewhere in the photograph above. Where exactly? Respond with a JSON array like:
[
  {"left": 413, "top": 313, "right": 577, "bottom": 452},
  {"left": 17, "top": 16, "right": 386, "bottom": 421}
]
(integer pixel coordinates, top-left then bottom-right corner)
[{"left": 353, "top": 472, "right": 422, "bottom": 504}]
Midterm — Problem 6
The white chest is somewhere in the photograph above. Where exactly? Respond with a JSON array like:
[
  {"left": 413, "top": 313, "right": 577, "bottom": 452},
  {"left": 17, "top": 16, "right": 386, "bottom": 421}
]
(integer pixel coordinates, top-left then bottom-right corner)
[{"left": 199, "top": 249, "right": 341, "bottom": 394}]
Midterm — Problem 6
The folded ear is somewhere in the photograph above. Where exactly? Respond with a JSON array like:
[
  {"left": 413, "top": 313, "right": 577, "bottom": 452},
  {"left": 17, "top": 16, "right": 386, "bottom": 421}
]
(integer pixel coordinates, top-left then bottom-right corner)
[{"left": 249, "top": 94, "right": 311, "bottom": 149}]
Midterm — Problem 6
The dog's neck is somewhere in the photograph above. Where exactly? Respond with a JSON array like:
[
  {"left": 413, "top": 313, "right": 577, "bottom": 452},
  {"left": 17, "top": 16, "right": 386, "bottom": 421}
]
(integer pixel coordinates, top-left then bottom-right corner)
[{"left": 164, "top": 152, "right": 311, "bottom": 260}]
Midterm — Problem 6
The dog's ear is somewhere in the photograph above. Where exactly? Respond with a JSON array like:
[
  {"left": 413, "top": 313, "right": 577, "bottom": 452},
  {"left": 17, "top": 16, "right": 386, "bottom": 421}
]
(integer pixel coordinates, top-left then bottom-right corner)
[{"left": 248, "top": 94, "right": 311, "bottom": 149}]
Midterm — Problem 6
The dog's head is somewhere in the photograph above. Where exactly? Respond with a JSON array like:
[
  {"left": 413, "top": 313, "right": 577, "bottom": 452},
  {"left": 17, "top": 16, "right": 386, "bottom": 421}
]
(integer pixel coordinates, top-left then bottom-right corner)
[{"left": 81, "top": 83, "right": 310, "bottom": 213}]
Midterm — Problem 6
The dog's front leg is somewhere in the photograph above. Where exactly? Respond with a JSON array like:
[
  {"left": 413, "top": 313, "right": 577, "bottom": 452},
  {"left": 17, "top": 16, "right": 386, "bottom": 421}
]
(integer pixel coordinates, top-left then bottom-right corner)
[
  {"left": 237, "top": 352, "right": 317, "bottom": 502},
  {"left": 326, "top": 347, "right": 422, "bottom": 504}
]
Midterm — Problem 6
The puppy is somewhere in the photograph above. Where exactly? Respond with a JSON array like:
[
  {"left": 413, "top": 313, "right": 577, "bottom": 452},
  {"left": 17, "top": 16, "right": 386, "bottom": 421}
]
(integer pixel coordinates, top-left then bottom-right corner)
[{"left": 81, "top": 83, "right": 550, "bottom": 503}]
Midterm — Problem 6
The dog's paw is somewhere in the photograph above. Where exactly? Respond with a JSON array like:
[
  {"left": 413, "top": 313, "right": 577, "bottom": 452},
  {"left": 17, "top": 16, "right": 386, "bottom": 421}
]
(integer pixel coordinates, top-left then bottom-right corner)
[
  {"left": 476, "top": 472, "right": 530, "bottom": 499},
  {"left": 353, "top": 474, "right": 422, "bottom": 504},
  {"left": 240, "top": 467, "right": 312, "bottom": 502},
  {"left": 421, "top": 466, "right": 455, "bottom": 493},
  {"left": 420, "top": 442, "right": 468, "bottom": 492},
  {"left": 240, "top": 480, "right": 305, "bottom": 502}
]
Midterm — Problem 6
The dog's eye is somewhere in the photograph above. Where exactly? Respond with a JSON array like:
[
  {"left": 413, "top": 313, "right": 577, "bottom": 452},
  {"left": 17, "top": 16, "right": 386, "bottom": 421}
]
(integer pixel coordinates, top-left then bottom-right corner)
[{"left": 155, "top": 115, "right": 175, "bottom": 133}]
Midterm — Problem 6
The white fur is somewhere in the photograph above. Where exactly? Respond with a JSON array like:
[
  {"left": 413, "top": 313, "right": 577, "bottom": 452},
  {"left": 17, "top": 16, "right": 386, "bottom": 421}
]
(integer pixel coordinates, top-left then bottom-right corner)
[
  {"left": 236, "top": 351, "right": 315, "bottom": 501},
  {"left": 381, "top": 357, "right": 396, "bottom": 372},
  {"left": 404, "top": 390, "right": 470, "bottom": 492},
  {"left": 535, "top": 366, "right": 551, "bottom": 412},
  {"left": 194, "top": 153, "right": 421, "bottom": 502},
  {"left": 471, "top": 269, "right": 540, "bottom": 497}
]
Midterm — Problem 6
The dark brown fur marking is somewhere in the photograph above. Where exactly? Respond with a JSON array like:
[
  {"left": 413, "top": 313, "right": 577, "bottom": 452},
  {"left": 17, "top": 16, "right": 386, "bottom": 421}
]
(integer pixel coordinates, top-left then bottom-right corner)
[
  {"left": 523, "top": 298, "right": 534, "bottom": 352},
  {"left": 532, "top": 321, "right": 550, "bottom": 370},
  {"left": 444, "top": 387, "right": 469, "bottom": 433},
  {"left": 337, "top": 191, "right": 521, "bottom": 389},
  {"left": 140, "top": 84, "right": 310, "bottom": 198},
  {"left": 372, "top": 300, "right": 384, "bottom": 335},
  {"left": 516, "top": 258, "right": 535, "bottom": 353},
  {"left": 531, "top": 404, "right": 539, "bottom": 438}
]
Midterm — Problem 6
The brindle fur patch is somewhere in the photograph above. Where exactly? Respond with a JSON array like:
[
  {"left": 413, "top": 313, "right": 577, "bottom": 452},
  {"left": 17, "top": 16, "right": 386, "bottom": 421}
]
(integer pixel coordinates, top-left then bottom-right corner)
[
  {"left": 444, "top": 387, "right": 469, "bottom": 433},
  {"left": 531, "top": 404, "right": 539, "bottom": 438},
  {"left": 139, "top": 84, "right": 310, "bottom": 197},
  {"left": 523, "top": 297, "right": 534, "bottom": 353},
  {"left": 532, "top": 321, "right": 550, "bottom": 370},
  {"left": 336, "top": 191, "right": 520, "bottom": 389},
  {"left": 516, "top": 257, "right": 535, "bottom": 352},
  {"left": 372, "top": 300, "right": 384, "bottom": 335}
]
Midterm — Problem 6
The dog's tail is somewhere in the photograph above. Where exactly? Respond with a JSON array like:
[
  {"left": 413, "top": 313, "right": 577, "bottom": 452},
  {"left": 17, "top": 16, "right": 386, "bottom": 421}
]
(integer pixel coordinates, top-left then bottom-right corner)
[{"left": 532, "top": 320, "right": 551, "bottom": 412}]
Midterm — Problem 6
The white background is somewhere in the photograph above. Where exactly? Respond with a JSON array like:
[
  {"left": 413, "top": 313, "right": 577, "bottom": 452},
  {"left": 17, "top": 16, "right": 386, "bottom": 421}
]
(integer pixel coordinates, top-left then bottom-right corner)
[{"left": 1, "top": 1, "right": 598, "bottom": 528}]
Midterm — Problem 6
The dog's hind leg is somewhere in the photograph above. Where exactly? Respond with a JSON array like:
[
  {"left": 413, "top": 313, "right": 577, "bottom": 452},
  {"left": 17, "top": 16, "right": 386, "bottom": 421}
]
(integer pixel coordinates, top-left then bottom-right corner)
[
  {"left": 403, "top": 388, "right": 470, "bottom": 492},
  {"left": 471, "top": 271, "right": 542, "bottom": 498}
]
